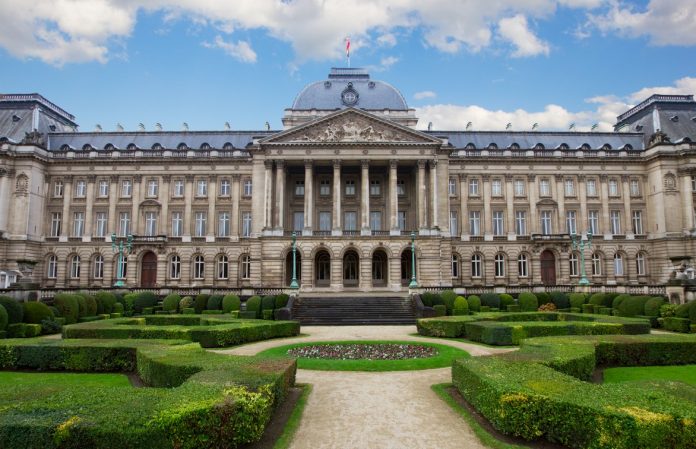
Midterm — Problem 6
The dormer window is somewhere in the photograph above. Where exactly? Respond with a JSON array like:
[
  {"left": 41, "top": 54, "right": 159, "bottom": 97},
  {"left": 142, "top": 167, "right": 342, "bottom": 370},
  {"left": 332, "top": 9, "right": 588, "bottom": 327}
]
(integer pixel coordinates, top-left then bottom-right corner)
[
  {"left": 152, "top": 143, "right": 163, "bottom": 150},
  {"left": 177, "top": 143, "right": 188, "bottom": 151},
  {"left": 465, "top": 143, "right": 476, "bottom": 150},
  {"left": 533, "top": 143, "right": 545, "bottom": 150},
  {"left": 82, "top": 144, "right": 93, "bottom": 151},
  {"left": 104, "top": 143, "right": 116, "bottom": 151},
  {"left": 200, "top": 143, "right": 211, "bottom": 150},
  {"left": 223, "top": 142, "right": 234, "bottom": 150},
  {"left": 487, "top": 143, "right": 498, "bottom": 150},
  {"left": 558, "top": 143, "right": 569, "bottom": 150},
  {"left": 602, "top": 144, "right": 612, "bottom": 151},
  {"left": 127, "top": 143, "right": 138, "bottom": 150},
  {"left": 508, "top": 143, "right": 520, "bottom": 150}
]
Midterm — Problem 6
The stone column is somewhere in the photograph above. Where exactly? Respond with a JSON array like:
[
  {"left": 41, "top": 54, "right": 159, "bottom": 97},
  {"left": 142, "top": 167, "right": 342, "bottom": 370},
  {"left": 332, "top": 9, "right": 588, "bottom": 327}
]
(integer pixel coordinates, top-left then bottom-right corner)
[
  {"left": 622, "top": 175, "right": 632, "bottom": 235},
  {"left": 482, "top": 175, "right": 492, "bottom": 235},
  {"left": 303, "top": 160, "right": 313, "bottom": 234},
  {"left": 682, "top": 174, "right": 695, "bottom": 231},
  {"left": 264, "top": 160, "right": 273, "bottom": 230},
  {"left": 527, "top": 175, "right": 537, "bottom": 234},
  {"left": 430, "top": 160, "right": 439, "bottom": 229},
  {"left": 555, "top": 175, "right": 565, "bottom": 234},
  {"left": 0, "top": 169, "right": 9, "bottom": 232},
  {"left": 132, "top": 175, "right": 142, "bottom": 235},
  {"left": 160, "top": 176, "right": 170, "bottom": 235},
  {"left": 459, "top": 174, "right": 468, "bottom": 238},
  {"left": 578, "top": 175, "right": 587, "bottom": 235},
  {"left": 84, "top": 175, "right": 95, "bottom": 239},
  {"left": 389, "top": 160, "right": 399, "bottom": 234},
  {"left": 208, "top": 175, "right": 217, "bottom": 237},
  {"left": 417, "top": 160, "right": 427, "bottom": 231},
  {"left": 183, "top": 175, "right": 194, "bottom": 238},
  {"left": 361, "top": 160, "right": 370, "bottom": 235},
  {"left": 332, "top": 160, "right": 342, "bottom": 236},
  {"left": 505, "top": 175, "right": 514, "bottom": 236},
  {"left": 231, "top": 175, "right": 240, "bottom": 239},
  {"left": 600, "top": 175, "right": 610, "bottom": 236},
  {"left": 108, "top": 175, "right": 118, "bottom": 235},
  {"left": 276, "top": 161, "right": 285, "bottom": 231}
]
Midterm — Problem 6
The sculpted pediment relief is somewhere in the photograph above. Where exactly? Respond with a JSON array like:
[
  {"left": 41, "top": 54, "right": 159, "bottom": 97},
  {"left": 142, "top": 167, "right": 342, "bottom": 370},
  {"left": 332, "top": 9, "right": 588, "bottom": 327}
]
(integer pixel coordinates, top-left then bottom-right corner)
[{"left": 536, "top": 198, "right": 558, "bottom": 207}]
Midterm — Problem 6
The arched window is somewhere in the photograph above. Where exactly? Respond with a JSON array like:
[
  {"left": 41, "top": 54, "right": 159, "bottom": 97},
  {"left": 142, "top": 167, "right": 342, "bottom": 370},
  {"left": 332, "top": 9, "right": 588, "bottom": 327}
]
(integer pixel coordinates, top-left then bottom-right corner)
[
  {"left": 580, "top": 143, "right": 591, "bottom": 151},
  {"left": 471, "top": 254, "right": 482, "bottom": 278},
  {"left": 193, "top": 255, "right": 205, "bottom": 279},
  {"left": 591, "top": 253, "right": 602, "bottom": 276},
  {"left": 495, "top": 253, "right": 505, "bottom": 277},
  {"left": 558, "top": 143, "right": 569, "bottom": 150},
  {"left": 152, "top": 143, "right": 163, "bottom": 150},
  {"left": 602, "top": 144, "right": 612, "bottom": 151},
  {"left": 636, "top": 253, "right": 646, "bottom": 276},
  {"left": 508, "top": 143, "right": 520, "bottom": 150},
  {"left": 465, "top": 143, "right": 476, "bottom": 150},
  {"left": 104, "top": 143, "right": 116, "bottom": 151},
  {"left": 177, "top": 142, "right": 188, "bottom": 151},
  {"left": 217, "top": 255, "right": 229, "bottom": 279},
  {"left": 223, "top": 142, "right": 234, "bottom": 150},
  {"left": 126, "top": 143, "right": 138, "bottom": 150},
  {"left": 93, "top": 254, "right": 104, "bottom": 279},
  {"left": 614, "top": 253, "right": 624, "bottom": 276},
  {"left": 82, "top": 144, "right": 93, "bottom": 151},
  {"left": 517, "top": 254, "right": 528, "bottom": 278},
  {"left": 47, "top": 255, "right": 58, "bottom": 279},
  {"left": 533, "top": 143, "right": 545, "bottom": 150},
  {"left": 59, "top": 144, "right": 72, "bottom": 151},
  {"left": 70, "top": 255, "right": 81, "bottom": 279},
  {"left": 169, "top": 255, "right": 181, "bottom": 279},
  {"left": 240, "top": 255, "right": 251, "bottom": 280},
  {"left": 200, "top": 142, "right": 211, "bottom": 150},
  {"left": 451, "top": 254, "right": 460, "bottom": 278},
  {"left": 569, "top": 252, "right": 579, "bottom": 277},
  {"left": 487, "top": 143, "right": 498, "bottom": 150}
]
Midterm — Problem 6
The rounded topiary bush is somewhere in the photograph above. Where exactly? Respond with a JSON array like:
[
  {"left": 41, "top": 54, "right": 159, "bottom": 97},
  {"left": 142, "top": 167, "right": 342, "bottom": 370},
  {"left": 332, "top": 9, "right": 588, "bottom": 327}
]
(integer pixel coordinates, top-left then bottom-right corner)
[
  {"left": 549, "top": 291, "right": 570, "bottom": 309},
  {"left": 194, "top": 294, "right": 209, "bottom": 314},
  {"left": 112, "top": 302, "right": 124, "bottom": 314},
  {"left": 246, "top": 296, "right": 262, "bottom": 318},
  {"left": 644, "top": 297, "right": 666, "bottom": 317},
  {"left": 615, "top": 295, "right": 650, "bottom": 317},
  {"left": 75, "top": 293, "right": 97, "bottom": 318},
  {"left": 122, "top": 293, "right": 138, "bottom": 313},
  {"left": 433, "top": 304, "right": 447, "bottom": 317},
  {"left": 536, "top": 292, "right": 551, "bottom": 305},
  {"left": 467, "top": 295, "right": 481, "bottom": 312},
  {"left": 207, "top": 295, "right": 223, "bottom": 311},
  {"left": 0, "top": 296, "right": 23, "bottom": 325},
  {"left": 162, "top": 293, "right": 181, "bottom": 312},
  {"left": 49, "top": 306, "right": 61, "bottom": 317},
  {"left": 420, "top": 293, "right": 434, "bottom": 307},
  {"left": 0, "top": 304, "right": 8, "bottom": 331},
  {"left": 261, "top": 295, "right": 275, "bottom": 311},
  {"left": 275, "top": 293, "right": 290, "bottom": 309},
  {"left": 480, "top": 293, "right": 501, "bottom": 309},
  {"left": 430, "top": 294, "right": 444, "bottom": 307},
  {"left": 453, "top": 296, "right": 469, "bottom": 315},
  {"left": 519, "top": 292, "right": 538, "bottom": 312},
  {"left": 569, "top": 293, "right": 587, "bottom": 310},
  {"left": 222, "top": 295, "right": 241, "bottom": 313},
  {"left": 133, "top": 292, "right": 158, "bottom": 314},
  {"left": 499, "top": 293, "right": 514, "bottom": 309},
  {"left": 179, "top": 296, "right": 194, "bottom": 311},
  {"left": 22, "top": 302, "right": 54, "bottom": 324},
  {"left": 441, "top": 290, "right": 457, "bottom": 314},
  {"left": 588, "top": 293, "right": 609, "bottom": 307},
  {"left": 95, "top": 291, "right": 118, "bottom": 314},
  {"left": 675, "top": 301, "right": 696, "bottom": 322},
  {"left": 54, "top": 293, "right": 79, "bottom": 324},
  {"left": 612, "top": 293, "right": 631, "bottom": 311}
]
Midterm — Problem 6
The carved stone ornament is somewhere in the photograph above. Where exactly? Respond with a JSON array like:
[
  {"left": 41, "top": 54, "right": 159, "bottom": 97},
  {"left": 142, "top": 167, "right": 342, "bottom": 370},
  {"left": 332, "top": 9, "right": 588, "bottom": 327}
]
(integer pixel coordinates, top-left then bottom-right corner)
[
  {"left": 282, "top": 114, "right": 418, "bottom": 143},
  {"left": 648, "top": 130, "right": 671, "bottom": 148},
  {"left": 21, "top": 130, "right": 45, "bottom": 147}
]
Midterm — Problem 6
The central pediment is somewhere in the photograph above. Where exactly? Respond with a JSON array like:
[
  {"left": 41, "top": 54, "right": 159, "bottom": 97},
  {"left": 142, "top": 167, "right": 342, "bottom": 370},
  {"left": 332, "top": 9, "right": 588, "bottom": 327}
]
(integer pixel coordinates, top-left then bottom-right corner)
[{"left": 262, "top": 108, "right": 441, "bottom": 145}]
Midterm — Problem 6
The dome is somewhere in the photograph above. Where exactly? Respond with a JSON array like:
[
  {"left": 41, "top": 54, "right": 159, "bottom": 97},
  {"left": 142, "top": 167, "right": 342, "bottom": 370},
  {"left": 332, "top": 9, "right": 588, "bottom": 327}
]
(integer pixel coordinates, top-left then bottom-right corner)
[{"left": 291, "top": 68, "right": 409, "bottom": 111}]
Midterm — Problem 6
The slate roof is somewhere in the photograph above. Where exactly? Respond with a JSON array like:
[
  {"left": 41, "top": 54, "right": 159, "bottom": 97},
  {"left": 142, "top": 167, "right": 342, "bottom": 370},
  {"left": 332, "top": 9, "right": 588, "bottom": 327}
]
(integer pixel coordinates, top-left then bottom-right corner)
[
  {"left": 0, "top": 94, "right": 77, "bottom": 143},
  {"left": 427, "top": 131, "right": 644, "bottom": 151},
  {"left": 614, "top": 95, "right": 696, "bottom": 147}
]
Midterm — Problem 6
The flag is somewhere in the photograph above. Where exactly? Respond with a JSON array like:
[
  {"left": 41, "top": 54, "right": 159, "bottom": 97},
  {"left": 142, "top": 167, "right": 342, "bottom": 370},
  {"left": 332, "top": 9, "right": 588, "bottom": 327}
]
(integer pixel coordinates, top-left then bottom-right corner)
[{"left": 345, "top": 37, "right": 350, "bottom": 58}]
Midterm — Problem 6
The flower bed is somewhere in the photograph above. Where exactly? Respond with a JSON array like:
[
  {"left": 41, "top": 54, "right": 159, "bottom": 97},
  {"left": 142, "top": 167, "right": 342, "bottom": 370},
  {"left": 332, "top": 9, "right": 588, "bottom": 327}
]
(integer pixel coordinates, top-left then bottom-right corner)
[{"left": 287, "top": 343, "right": 438, "bottom": 360}]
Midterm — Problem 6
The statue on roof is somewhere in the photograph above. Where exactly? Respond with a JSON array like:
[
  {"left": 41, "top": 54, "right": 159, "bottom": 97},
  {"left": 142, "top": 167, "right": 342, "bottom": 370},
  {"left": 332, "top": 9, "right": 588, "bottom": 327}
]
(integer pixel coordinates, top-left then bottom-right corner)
[{"left": 21, "top": 130, "right": 45, "bottom": 147}]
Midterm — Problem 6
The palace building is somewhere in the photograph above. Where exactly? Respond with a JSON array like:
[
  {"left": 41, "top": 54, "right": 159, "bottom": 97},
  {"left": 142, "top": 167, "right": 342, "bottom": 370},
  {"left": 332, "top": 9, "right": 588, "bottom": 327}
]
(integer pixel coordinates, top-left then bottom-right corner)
[{"left": 1, "top": 68, "right": 695, "bottom": 293}]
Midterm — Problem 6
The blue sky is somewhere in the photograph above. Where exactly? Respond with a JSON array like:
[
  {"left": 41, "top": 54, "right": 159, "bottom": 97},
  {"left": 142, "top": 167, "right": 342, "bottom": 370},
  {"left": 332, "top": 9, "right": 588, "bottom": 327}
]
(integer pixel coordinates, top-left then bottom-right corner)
[{"left": 1, "top": 0, "right": 695, "bottom": 132}]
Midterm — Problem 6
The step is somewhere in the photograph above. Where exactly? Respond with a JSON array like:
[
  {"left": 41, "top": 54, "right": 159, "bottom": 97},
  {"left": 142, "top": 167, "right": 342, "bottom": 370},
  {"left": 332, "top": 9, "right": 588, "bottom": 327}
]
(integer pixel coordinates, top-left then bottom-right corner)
[{"left": 292, "top": 296, "right": 416, "bottom": 325}]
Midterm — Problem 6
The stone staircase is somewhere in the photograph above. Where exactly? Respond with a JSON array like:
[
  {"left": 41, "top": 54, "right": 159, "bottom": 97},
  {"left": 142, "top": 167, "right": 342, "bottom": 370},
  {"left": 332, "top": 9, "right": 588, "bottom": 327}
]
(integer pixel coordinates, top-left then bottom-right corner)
[{"left": 291, "top": 296, "right": 416, "bottom": 325}]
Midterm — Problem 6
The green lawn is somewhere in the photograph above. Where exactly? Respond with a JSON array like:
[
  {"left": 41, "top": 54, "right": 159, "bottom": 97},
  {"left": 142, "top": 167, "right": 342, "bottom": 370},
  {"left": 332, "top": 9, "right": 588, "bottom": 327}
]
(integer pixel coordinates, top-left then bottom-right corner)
[
  {"left": 603, "top": 364, "right": 696, "bottom": 386},
  {"left": 0, "top": 371, "right": 133, "bottom": 404},
  {"left": 257, "top": 340, "right": 470, "bottom": 371}
]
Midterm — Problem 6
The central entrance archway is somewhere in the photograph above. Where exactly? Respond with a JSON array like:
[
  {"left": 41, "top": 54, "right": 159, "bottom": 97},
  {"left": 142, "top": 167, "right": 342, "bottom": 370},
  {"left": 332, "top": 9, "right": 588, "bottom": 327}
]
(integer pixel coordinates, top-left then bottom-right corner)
[
  {"left": 140, "top": 251, "right": 157, "bottom": 287},
  {"left": 343, "top": 250, "right": 359, "bottom": 287},
  {"left": 540, "top": 250, "right": 556, "bottom": 286},
  {"left": 401, "top": 248, "right": 413, "bottom": 286},
  {"left": 285, "top": 252, "right": 302, "bottom": 287},
  {"left": 372, "top": 250, "right": 388, "bottom": 287},
  {"left": 315, "top": 250, "right": 331, "bottom": 287}
]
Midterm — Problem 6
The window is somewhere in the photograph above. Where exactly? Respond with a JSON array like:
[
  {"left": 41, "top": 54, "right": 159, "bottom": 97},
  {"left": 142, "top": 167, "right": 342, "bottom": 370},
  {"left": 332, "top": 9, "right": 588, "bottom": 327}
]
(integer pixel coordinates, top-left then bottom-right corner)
[
  {"left": 636, "top": 253, "right": 646, "bottom": 276},
  {"left": 539, "top": 178, "right": 550, "bottom": 197},
  {"left": 196, "top": 180, "right": 208, "bottom": 197},
  {"left": 586, "top": 179, "right": 597, "bottom": 197},
  {"left": 469, "top": 211, "right": 481, "bottom": 235},
  {"left": 295, "top": 180, "right": 305, "bottom": 197},
  {"left": 564, "top": 179, "right": 575, "bottom": 197},
  {"left": 591, "top": 253, "right": 602, "bottom": 276},
  {"left": 147, "top": 179, "right": 158, "bottom": 197},
  {"left": 173, "top": 180, "right": 184, "bottom": 197},
  {"left": 609, "top": 179, "right": 619, "bottom": 197},
  {"left": 588, "top": 210, "right": 600, "bottom": 235},
  {"left": 566, "top": 210, "right": 577, "bottom": 234},
  {"left": 74, "top": 180, "right": 86, "bottom": 198},
  {"left": 171, "top": 212, "right": 183, "bottom": 237},
  {"left": 344, "top": 211, "right": 357, "bottom": 231},
  {"left": 121, "top": 180, "right": 132, "bottom": 197},
  {"left": 319, "top": 179, "right": 330, "bottom": 196},
  {"left": 53, "top": 181, "right": 64, "bottom": 198},
  {"left": 73, "top": 212, "right": 85, "bottom": 237},
  {"left": 95, "top": 212, "right": 107, "bottom": 237},
  {"left": 118, "top": 212, "right": 130, "bottom": 236},
  {"left": 319, "top": 212, "right": 331, "bottom": 231},
  {"left": 194, "top": 212, "right": 207, "bottom": 237},
  {"left": 293, "top": 212, "right": 304, "bottom": 231},
  {"left": 243, "top": 179, "right": 252, "bottom": 197},
  {"left": 632, "top": 211, "right": 643, "bottom": 234},
  {"left": 217, "top": 255, "right": 229, "bottom": 279},
  {"left": 145, "top": 212, "right": 158, "bottom": 236},
  {"left": 70, "top": 255, "right": 81, "bottom": 279},
  {"left": 345, "top": 179, "right": 356, "bottom": 196},
  {"left": 47, "top": 255, "right": 58, "bottom": 279},
  {"left": 630, "top": 179, "right": 641, "bottom": 196},
  {"left": 569, "top": 252, "right": 579, "bottom": 276},
  {"left": 370, "top": 179, "right": 381, "bottom": 196},
  {"left": 518, "top": 254, "right": 528, "bottom": 277},
  {"left": 219, "top": 179, "right": 230, "bottom": 196},
  {"left": 451, "top": 254, "right": 460, "bottom": 278},
  {"left": 514, "top": 179, "right": 525, "bottom": 197},
  {"left": 471, "top": 254, "right": 482, "bottom": 278},
  {"left": 218, "top": 212, "right": 230, "bottom": 237},
  {"left": 240, "top": 255, "right": 251, "bottom": 280},
  {"left": 169, "top": 255, "right": 181, "bottom": 279},
  {"left": 50, "top": 212, "right": 61, "bottom": 237},
  {"left": 398, "top": 211, "right": 407, "bottom": 231},
  {"left": 370, "top": 211, "right": 382, "bottom": 230},
  {"left": 540, "top": 210, "right": 552, "bottom": 235},
  {"left": 491, "top": 179, "right": 502, "bottom": 197},
  {"left": 93, "top": 255, "right": 104, "bottom": 279},
  {"left": 614, "top": 253, "right": 624, "bottom": 276},
  {"left": 610, "top": 210, "right": 622, "bottom": 235},
  {"left": 494, "top": 254, "right": 505, "bottom": 277},
  {"left": 515, "top": 211, "right": 527, "bottom": 235},
  {"left": 193, "top": 255, "right": 205, "bottom": 279},
  {"left": 242, "top": 212, "right": 252, "bottom": 237},
  {"left": 469, "top": 178, "right": 480, "bottom": 196},
  {"left": 98, "top": 180, "right": 109, "bottom": 197},
  {"left": 449, "top": 211, "right": 458, "bottom": 234},
  {"left": 692, "top": 175, "right": 696, "bottom": 192},
  {"left": 397, "top": 179, "right": 406, "bottom": 196},
  {"left": 448, "top": 177, "right": 457, "bottom": 196},
  {"left": 492, "top": 211, "right": 504, "bottom": 235}
]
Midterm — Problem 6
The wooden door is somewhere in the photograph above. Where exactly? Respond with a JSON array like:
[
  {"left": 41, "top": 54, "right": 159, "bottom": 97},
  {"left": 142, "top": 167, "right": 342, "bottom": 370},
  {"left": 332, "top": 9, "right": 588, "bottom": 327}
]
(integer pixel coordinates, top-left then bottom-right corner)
[
  {"left": 140, "top": 251, "right": 157, "bottom": 287},
  {"left": 540, "top": 250, "right": 556, "bottom": 286}
]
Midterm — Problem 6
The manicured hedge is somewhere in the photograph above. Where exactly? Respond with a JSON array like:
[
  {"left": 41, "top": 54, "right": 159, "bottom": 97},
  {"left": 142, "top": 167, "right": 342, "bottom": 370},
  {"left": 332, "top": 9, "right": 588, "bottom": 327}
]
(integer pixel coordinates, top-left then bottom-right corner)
[
  {"left": 433, "top": 305, "right": 446, "bottom": 317},
  {"left": 207, "top": 295, "right": 223, "bottom": 311},
  {"left": 246, "top": 296, "right": 262, "bottom": 318},
  {"left": 644, "top": 297, "right": 666, "bottom": 317},
  {"left": 134, "top": 292, "right": 158, "bottom": 314},
  {"left": 223, "top": 295, "right": 241, "bottom": 313},
  {"left": 518, "top": 292, "right": 538, "bottom": 312},
  {"left": 615, "top": 295, "right": 650, "bottom": 317},
  {"left": 54, "top": 293, "right": 79, "bottom": 324},
  {"left": 549, "top": 291, "right": 570, "bottom": 309},
  {"left": 662, "top": 317, "right": 692, "bottom": 333},
  {"left": 0, "top": 305, "right": 7, "bottom": 331},
  {"left": 480, "top": 293, "right": 501, "bottom": 309},
  {"left": 441, "top": 290, "right": 457, "bottom": 314},
  {"left": 569, "top": 293, "right": 586, "bottom": 309},
  {"left": 0, "top": 296, "right": 23, "bottom": 325},
  {"left": 76, "top": 293, "right": 98, "bottom": 317},
  {"left": 467, "top": 295, "right": 481, "bottom": 312},
  {"left": 261, "top": 295, "right": 275, "bottom": 311},
  {"left": 95, "top": 291, "right": 118, "bottom": 314},
  {"left": 275, "top": 294, "right": 289, "bottom": 309},
  {"left": 162, "top": 294, "right": 181, "bottom": 312},
  {"left": 453, "top": 296, "right": 468, "bottom": 315},
  {"left": 21, "top": 302, "right": 54, "bottom": 324},
  {"left": 464, "top": 320, "right": 624, "bottom": 345},
  {"left": 676, "top": 301, "right": 696, "bottom": 322},
  {"left": 452, "top": 334, "right": 696, "bottom": 449}
]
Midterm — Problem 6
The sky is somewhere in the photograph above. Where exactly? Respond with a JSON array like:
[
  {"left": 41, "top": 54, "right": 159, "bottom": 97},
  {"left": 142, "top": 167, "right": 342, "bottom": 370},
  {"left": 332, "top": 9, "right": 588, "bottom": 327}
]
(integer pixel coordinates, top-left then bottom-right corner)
[{"left": 1, "top": 0, "right": 696, "bottom": 132}]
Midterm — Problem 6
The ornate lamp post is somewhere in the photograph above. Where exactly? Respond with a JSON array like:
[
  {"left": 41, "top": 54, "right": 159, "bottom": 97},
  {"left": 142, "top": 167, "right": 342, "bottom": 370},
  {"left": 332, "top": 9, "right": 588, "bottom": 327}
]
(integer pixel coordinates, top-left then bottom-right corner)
[
  {"left": 290, "top": 231, "right": 299, "bottom": 289},
  {"left": 111, "top": 232, "right": 133, "bottom": 287},
  {"left": 409, "top": 231, "right": 418, "bottom": 288},
  {"left": 570, "top": 231, "right": 593, "bottom": 286}
]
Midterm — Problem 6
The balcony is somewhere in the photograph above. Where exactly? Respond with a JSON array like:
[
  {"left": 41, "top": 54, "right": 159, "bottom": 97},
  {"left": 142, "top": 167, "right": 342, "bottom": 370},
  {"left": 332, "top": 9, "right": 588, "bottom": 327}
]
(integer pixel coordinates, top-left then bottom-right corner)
[{"left": 131, "top": 235, "right": 167, "bottom": 245}]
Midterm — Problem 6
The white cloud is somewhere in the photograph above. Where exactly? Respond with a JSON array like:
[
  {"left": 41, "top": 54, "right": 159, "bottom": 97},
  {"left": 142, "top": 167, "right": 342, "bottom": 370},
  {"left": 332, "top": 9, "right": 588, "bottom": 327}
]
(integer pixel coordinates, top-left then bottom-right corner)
[
  {"left": 498, "top": 14, "right": 550, "bottom": 57},
  {"left": 203, "top": 35, "right": 257, "bottom": 63},
  {"left": 414, "top": 91, "right": 437, "bottom": 100},
  {"left": 376, "top": 33, "right": 397, "bottom": 47},
  {"left": 628, "top": 77, "right": 696, "bottom": 103}
]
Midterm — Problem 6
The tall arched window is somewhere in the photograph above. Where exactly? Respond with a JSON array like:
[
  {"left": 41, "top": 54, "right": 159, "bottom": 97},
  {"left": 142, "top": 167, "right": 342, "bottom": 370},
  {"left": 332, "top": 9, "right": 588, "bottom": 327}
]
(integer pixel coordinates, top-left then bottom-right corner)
[
  {"left": 494, "top": 253, "right": 505, "bottom": 277},
  {"left": 569, "top": 252, "right": 579, "bottom": 277},
  {"left": 93, "top": 254, "right": 104, "bottom": 279},
  {"left": 451, "top": 254, "right": 460, "bottom": 278},
  {"left": 591, "top": 253, "right": 602, "bottom": 276},
  {"left": 169, "top": 255, "right": 181, "bottom": 279},
  {"left": 614, "top": 253, "right": 624, "bottom": 276},
  {"left": 193, "top": 255, "right": 205, "bottom": 279},
  {"left": 217, "top": 255, "right": 229, "bottom": 279},
  {"left": 471, "top": 254, "right": 482, "bottom": 278},
  {"left": 517, "top": 254, "right": 528, "bottom": 277},
  {"left": 240, "top": 255, "right": 251, "bottom": 280},
  {"left": 47, "top": 255, "right": 58, "bottom": 279},
  {"left": 70, "top": 255, "right": 81, "bottom": 279},
  {"left": 636, "top": 253, "right": 646, "bottom": 276}
]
